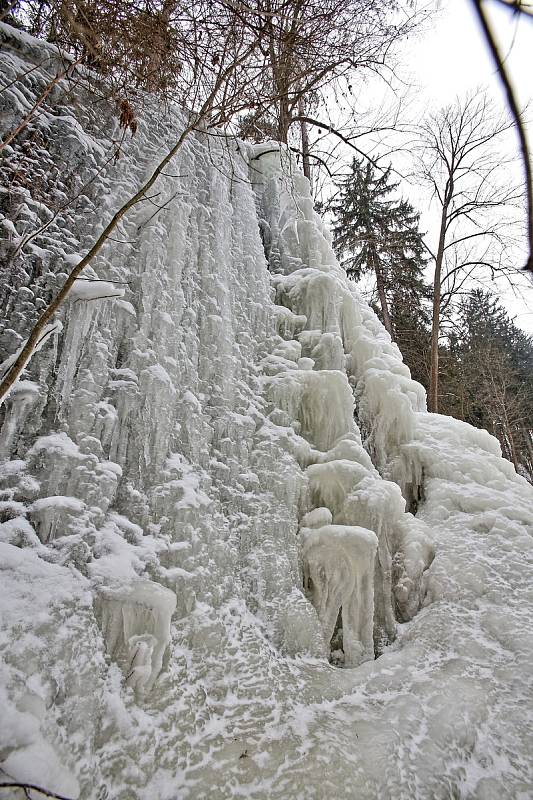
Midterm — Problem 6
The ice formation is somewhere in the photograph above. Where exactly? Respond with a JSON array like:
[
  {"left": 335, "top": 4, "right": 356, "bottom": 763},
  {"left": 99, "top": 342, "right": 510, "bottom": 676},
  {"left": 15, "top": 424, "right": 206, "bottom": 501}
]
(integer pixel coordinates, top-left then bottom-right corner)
[
  {"left": 1, "top": 23, "right": 532, "bottom": 800},
  {"left": 301, "top": 524, "right": 377, "bottom": 666},
  {"left": 97, "top": 581, "right": 177, "bottom": 694}
]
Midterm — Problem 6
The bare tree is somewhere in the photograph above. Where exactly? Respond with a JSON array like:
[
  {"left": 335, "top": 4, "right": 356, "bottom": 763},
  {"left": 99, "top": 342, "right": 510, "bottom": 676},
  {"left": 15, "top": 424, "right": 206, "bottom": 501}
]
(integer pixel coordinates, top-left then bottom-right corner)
[
  {"left": 417, "top": 92, "right": 522, "bottom": 413},
  {"left": 236, "top": 0, "right": 426, "bottom": 178}
]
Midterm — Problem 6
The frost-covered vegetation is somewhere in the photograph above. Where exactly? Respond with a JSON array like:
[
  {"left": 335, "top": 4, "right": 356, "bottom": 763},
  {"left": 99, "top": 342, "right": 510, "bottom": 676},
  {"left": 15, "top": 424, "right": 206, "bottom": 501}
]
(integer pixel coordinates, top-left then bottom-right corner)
[{"left": 1, "top": 17, "right": 533, "bottom": 800}]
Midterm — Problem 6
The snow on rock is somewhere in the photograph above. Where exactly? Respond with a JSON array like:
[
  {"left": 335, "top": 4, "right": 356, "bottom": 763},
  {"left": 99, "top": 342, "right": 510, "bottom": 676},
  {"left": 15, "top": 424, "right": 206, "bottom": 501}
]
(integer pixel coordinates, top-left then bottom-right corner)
[{"left": 0, "top": 24, "right": 532, "bottom": 800}]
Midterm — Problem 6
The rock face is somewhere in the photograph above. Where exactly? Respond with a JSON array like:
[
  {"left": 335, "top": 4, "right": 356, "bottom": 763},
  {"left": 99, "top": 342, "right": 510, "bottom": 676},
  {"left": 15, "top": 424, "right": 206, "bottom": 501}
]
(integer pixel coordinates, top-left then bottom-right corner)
[{"left": 1, "top": 23, "right": 533, "bottom": 800}]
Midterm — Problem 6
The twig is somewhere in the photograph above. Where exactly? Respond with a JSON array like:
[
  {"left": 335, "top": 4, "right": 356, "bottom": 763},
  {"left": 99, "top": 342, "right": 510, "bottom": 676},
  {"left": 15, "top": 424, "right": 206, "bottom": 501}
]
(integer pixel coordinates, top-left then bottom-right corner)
[
  {"left": 0, "top": 61, "right": 46, "bottom": 95},
  {"left": 136, "top": 190, "right": 183, "bottom": 229},
  {"left": 0, "top": 783, "right": 73, "bottom": 800},
  {"left": 74, "top": 277, "right": 131, "bottom": 284},
  {"left": 73, "top": 294, "right": 124, "bottom": 305},
  {"left": 471, "top": 0, "right": 533, "bottom": 273},
  {"left": 0, "top": 0, "right": 18, "bottom": 20},
  {"left": 0, "top": 56, "right": 83, "bottom": 152},
  {"left": 9, "top": 132, "right": 126, "bottom": 262}
]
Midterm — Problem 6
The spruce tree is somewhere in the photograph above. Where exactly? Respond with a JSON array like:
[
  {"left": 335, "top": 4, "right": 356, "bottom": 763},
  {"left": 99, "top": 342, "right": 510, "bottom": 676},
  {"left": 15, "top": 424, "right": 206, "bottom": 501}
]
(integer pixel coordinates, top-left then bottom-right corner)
[
  {"left": 441, "top": 290, "right": 533, "bottom": 479},
  {"left": 331, "top": 158, "right": 430, "bottom": 384}
]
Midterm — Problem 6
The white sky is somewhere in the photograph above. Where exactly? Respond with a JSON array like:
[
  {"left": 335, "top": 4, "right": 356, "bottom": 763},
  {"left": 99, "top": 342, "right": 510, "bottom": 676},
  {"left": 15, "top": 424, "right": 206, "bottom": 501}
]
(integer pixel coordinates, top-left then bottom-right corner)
[
  {"left": 402, "top": 0, "right": 533, "bottom": 333},
  {"left": 407, "top": 0, "right": 532, "bottom": 108}
]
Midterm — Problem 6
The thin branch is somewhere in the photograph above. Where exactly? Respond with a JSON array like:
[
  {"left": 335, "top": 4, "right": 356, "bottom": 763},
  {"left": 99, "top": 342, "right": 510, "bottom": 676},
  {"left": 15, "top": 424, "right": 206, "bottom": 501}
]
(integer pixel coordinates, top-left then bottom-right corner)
[
  {"left": 471, "top": 0, "right": 533, "bottom": 273},
  {"left": 291, "top": 115, "right": 401, "bottom": 177},
  {"left": 0, "top": 783, "right": 73, "bottom": 800},
  {"left": 0, "top": 56, "right": 83, "bottom": 152},
  {"left": 0, "top": 0, "right": 18, "bottom": 20}
]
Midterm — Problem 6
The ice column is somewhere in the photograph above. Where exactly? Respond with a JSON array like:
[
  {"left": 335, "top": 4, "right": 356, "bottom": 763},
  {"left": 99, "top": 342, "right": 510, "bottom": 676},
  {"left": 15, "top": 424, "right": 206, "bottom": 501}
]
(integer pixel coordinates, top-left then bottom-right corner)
[
  {"left": 96, "top": 580, "right": 177, "bottom": 694},
  {"left": 302, "top": 524, "right": 377, "bottom": 666}
]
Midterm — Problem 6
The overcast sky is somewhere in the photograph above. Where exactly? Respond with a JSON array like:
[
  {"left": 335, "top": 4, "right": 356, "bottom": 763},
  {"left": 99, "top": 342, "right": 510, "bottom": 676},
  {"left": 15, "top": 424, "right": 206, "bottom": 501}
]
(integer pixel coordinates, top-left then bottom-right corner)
[
  {"left": 404, "top": 0, "right": 533, "bottom": 333},
  {"left": 408, "top": 0, "right": 532, "bottom": 108}
]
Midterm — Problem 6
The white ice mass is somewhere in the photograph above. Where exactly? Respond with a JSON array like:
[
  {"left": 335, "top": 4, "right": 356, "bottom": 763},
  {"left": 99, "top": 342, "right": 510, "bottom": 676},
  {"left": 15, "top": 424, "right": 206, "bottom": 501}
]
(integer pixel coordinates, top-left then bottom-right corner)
[{"left": 1, "top": 23, "right": 532, "bottom": 800}]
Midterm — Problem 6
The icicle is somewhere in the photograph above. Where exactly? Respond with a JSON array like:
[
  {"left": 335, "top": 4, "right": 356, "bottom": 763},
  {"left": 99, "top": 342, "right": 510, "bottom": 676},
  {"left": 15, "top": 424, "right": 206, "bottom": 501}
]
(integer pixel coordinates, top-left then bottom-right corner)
[{"left": 0, "top": 381, "right": 39, "bottom": 459}]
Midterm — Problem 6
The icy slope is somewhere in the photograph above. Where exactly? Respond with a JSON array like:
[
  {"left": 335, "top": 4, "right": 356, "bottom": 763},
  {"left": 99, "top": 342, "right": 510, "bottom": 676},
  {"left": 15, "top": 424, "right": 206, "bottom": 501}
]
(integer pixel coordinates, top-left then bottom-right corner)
[{"left": 1, "top": 25, "right": 533, "bottom": 800}]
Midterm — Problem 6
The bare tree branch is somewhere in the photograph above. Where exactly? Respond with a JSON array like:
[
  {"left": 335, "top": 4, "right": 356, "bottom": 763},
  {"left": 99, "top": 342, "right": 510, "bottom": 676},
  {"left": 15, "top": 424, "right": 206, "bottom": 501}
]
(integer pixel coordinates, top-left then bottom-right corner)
[
  {"left": 471, "top": 0, "right": 533, "bottom": 274},
  {"left": 0, "top": 783, "right": 73, "bottom": 800}
]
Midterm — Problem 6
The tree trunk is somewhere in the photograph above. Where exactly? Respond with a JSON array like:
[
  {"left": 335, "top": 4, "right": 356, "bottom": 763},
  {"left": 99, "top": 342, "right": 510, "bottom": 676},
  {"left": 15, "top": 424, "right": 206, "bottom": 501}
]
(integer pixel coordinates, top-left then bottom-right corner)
[
  {"left": 278, "top": 97, "right": 290, "bottom": 144},
  {"left": 429, "top": 202, "right": 449, "bottom": 413},
  {"left": 145, "top": 1, "right": 173, "bottom": 92},
  {"left": 372, "top": 252, "right": 393, "bottom": 338},
  {"left": 298, "top": 96, "right": 311, "bottom": 185},
  {"left": 502, "top": 417, "right": 520, "bottom": 472},
  {"left": 523, "top": 427, "right": 533, "bottom": 463},
  {"left": 264, "top": 6, "right": 289, "bottom": 145},
  {"left": 495, "top": 425, "right": 510, "bottom": 462}
]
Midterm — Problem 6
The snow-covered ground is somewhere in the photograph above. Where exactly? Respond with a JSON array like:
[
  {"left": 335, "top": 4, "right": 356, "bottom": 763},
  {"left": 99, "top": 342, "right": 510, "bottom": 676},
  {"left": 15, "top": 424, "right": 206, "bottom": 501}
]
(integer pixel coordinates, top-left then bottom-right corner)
[{"left": 1, "top": 24, "right": 532, "bottom": 800}]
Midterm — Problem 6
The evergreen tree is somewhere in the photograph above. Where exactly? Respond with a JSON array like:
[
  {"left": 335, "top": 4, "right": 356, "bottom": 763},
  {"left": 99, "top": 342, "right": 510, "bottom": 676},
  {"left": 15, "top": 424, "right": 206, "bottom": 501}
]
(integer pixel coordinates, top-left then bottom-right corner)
[
  {"left": 441, "top": 290, "right": 533, "bottom": 479},
  {"left": 331, "top": 158, "right": 430, "bottom": 384}
]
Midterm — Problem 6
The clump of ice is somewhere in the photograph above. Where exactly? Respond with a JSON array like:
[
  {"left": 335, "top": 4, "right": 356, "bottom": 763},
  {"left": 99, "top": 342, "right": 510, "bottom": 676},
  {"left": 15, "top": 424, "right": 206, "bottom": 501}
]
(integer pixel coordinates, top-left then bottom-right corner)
[
  {"left": 302, "top": 524, "right": 377, "bottom": 666},
  {"left": 96, "top": 580, "right": 176, "bottom": 694},
  {"left": 70, "top": 278, "right": 126, "bottom": 302}
]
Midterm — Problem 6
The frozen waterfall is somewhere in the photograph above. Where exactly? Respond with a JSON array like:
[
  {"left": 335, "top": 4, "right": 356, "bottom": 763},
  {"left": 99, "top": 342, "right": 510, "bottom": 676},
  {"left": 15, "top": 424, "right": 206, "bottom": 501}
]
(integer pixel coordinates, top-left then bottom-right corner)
[{"left": 1, "top": 24, "right": 533, "bottom": 800}]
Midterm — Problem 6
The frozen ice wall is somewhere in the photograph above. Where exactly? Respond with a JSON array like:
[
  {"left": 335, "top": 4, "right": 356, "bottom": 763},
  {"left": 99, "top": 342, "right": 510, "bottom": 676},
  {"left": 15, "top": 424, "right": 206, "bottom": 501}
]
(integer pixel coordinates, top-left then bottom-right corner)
[{"left": 1, "top": 24, "right": 533, "bottom": 800}]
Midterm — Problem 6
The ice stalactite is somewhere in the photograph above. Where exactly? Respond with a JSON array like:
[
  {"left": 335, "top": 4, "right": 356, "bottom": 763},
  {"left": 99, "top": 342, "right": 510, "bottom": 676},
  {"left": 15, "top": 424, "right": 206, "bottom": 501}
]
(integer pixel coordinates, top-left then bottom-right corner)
[
  {"left": 267, "top": 368, "right": 356, "bottom": 453},
  {"left": 0, "top": 381, "right": 39, "bottom": 459},
  {"left": 29, "top": 494, "right": 86, "bottom": 543}
]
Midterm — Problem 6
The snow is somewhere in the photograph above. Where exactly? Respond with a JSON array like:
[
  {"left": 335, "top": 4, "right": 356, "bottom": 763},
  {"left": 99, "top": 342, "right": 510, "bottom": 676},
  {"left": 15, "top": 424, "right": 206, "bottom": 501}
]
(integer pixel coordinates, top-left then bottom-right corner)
[
  {"left": 70, "top": 279, "right": 126, "bottom": 302},
  {"left": 0, "top": 23, "right": 532, "bottom": 800},
  {"left": 0, "top": 542, "right": 94, "bottom": 798}
]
